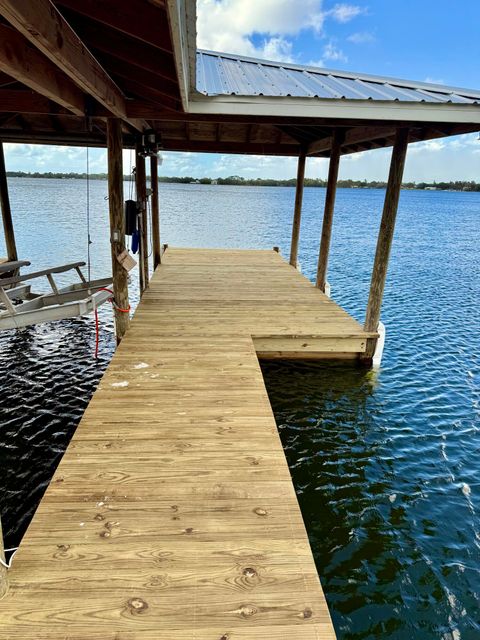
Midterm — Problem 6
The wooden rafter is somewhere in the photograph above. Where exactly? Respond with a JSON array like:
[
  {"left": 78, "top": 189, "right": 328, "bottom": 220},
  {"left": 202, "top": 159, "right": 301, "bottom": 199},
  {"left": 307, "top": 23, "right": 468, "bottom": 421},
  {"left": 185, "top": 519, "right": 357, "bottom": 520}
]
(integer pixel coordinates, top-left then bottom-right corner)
[
  {"left": 0, "top": 113, "right": 18, "bottom": 127},
  {"left": 56, "top": 0, "right": 172, "bottom": 53},
  {"left": 120, "top": 77, "right": 179, "bottom": 113},
  {"left": 15, "top": 113, "right": 31, "bottom": 132},
  {"left": 307, "top": 126, "right": 397, "bottom": 155},
  {"left": 95, "top": 52, "right": 180, "bottom": 103},
  {"left": 0, "top": 90, "right": 70, "bottom": 115},
  {"left": 159, "top": 140, "right": 300, "bottom": 155},
  {"left": 0, "top": 24, "right": 84, "bottom": 115},
  {"left": 61, "top": 14, "right": 178, "bottom": 83},
  {"left": 0, "top": 0, "right": 148, "bottom": 131}
]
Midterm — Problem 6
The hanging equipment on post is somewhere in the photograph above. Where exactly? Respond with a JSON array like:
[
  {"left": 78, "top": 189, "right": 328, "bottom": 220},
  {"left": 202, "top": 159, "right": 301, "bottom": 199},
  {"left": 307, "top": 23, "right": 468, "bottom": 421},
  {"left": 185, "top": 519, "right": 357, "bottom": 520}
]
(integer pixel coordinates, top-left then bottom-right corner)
[{"left": 125, "top": 200, "right": 138, "bottom": 236}]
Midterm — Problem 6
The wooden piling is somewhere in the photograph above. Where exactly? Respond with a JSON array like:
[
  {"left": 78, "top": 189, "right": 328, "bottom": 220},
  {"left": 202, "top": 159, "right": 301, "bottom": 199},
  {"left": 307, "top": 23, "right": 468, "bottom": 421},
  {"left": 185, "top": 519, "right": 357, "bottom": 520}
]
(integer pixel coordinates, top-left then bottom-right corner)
[
  {"left": 316, "top": 129, "right": 343, "bottom": 291},
  {"left": 135, "top": 143, "right": 148, "bottom": 294},
  {"left": 363, "top": 128, "right": 409, "bottom": 361},
  {"left": 107, "top": 119, "right": 130, "bottom": 344},
  {"left": 0, "top": 141, "right": 18, "bottom": 263},
  {"left": 150, "top": 155, "right": 161, "bottom": 270},
  {"left": 0, "top": 515, "right": 7, "bottom": 599},
  {"left": 289, "top": 150, "right": 306, "bottom": 267}
]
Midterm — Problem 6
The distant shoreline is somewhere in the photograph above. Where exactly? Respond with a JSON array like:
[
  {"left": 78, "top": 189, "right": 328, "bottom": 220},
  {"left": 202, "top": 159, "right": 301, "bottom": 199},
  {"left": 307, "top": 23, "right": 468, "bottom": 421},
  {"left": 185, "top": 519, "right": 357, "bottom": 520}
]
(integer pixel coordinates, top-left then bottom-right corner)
[{"left": 6, "top": 172, "right": 480, "bottom": 192}]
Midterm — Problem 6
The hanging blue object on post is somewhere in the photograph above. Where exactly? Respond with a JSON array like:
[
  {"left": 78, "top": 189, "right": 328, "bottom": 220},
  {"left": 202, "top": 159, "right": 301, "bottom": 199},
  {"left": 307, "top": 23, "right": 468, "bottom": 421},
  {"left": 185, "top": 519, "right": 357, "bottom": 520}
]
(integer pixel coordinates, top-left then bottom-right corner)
[{"left": 131, "top": 229, "right": 140, "bottom": 254}]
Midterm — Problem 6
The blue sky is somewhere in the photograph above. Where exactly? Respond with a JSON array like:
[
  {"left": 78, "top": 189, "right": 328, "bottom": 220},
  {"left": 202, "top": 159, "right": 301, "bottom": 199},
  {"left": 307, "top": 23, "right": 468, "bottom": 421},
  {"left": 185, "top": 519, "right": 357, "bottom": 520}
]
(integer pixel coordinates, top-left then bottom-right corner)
[{"left": 5, "top": 0, "right": 480, "bottom": 181}]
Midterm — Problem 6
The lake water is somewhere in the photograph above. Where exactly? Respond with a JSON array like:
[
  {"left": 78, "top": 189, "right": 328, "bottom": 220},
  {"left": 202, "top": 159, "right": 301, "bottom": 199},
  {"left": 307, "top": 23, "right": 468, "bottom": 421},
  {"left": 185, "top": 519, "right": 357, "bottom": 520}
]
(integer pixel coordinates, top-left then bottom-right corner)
[{"left": 0, "top": 178, "right": 479, "bottom": 639}]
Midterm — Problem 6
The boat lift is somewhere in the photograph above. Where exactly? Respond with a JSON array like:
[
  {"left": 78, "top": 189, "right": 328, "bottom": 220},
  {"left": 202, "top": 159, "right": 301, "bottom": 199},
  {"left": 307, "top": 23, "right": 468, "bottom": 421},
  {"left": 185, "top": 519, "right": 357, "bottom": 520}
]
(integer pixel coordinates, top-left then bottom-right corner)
[{"left": 0, "top": 260, "right": 113, "bottom": 331}]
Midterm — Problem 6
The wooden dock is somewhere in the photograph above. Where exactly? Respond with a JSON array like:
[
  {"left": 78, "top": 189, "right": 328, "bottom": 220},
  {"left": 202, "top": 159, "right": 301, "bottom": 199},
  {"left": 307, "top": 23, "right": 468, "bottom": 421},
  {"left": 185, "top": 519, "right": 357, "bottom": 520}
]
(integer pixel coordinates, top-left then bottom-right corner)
[{"left": 1, "top": 248, "right": 374, "bottom": 639}]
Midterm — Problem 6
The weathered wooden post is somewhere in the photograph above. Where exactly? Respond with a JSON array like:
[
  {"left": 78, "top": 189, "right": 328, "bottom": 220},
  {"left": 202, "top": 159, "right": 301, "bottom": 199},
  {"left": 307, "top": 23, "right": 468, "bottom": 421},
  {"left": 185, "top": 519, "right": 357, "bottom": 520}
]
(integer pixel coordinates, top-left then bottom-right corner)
[
  {"left": 0, "top": 140, "right": 18, "bottom": 263},
  {"left": 289, "top": 150, "right": 306, "bottom": 267},
  {"left": 0, "top": 515, "right": 8, "bottom": 598},
  {"left": 135, "top": 141, "right": 149, "bottom": 294},
  {"left": 150, "top": 155, "right": 161, "bottom": 270},
  {"left": 363, "top": 127, "right": 409, "bottom": 362},
  {"left": 316, "top": 129, "right": 344, "bottom": 292},
  {"left": 107, "top": 119, "right": 130, "bottom": 344}
]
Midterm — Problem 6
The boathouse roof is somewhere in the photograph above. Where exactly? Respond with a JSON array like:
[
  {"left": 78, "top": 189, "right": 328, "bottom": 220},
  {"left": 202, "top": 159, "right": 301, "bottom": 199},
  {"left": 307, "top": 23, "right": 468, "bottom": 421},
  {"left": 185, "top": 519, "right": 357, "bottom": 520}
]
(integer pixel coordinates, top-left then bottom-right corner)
[
  {"left": 0, "top": 0, "right": 479, "bottom": 154},
  {"left": 196, "top": 49, "right": 480, "bottom": 104}
]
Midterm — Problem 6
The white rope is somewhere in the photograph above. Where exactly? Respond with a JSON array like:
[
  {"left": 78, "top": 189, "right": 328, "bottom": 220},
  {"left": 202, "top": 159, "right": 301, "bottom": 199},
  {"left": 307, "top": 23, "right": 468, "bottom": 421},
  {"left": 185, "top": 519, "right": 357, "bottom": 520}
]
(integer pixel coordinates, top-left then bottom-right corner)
[
  {"left": 86, "top": 146, "right": 92, "bottom": 283},
  {"left": 0, "top": 547, "right": 18, "bottom": 570}
]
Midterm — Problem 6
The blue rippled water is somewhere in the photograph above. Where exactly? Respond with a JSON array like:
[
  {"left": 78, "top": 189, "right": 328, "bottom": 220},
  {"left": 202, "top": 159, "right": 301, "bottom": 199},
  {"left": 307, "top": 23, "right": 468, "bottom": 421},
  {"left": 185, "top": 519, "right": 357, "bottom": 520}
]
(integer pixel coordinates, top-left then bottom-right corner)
[{"left": 0, "top": 179, "right": 479, "bottom": 639}]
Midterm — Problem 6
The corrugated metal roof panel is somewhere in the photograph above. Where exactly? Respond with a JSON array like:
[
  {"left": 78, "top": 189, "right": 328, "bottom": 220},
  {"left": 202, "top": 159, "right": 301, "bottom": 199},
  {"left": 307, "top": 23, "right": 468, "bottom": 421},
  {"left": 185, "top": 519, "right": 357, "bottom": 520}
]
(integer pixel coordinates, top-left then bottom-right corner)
[{"left": 196, "top": 50, "right": 480, "bottom": 105}]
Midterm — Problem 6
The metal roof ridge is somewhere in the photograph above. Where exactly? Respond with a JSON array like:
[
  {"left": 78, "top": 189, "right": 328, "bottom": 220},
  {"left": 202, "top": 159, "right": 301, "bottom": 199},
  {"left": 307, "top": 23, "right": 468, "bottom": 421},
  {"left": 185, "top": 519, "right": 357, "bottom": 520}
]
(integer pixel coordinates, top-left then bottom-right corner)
[{"left": 196, "top": 48, "right": 480, "bottom": 99}]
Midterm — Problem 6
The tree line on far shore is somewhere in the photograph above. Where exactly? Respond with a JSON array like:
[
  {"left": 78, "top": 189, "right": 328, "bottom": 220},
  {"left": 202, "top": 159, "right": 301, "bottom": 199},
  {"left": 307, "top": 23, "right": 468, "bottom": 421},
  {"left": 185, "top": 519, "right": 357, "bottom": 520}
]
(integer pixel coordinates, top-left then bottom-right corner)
[{"left": 6, "top": 171, "right": 480, "bottom": 191}]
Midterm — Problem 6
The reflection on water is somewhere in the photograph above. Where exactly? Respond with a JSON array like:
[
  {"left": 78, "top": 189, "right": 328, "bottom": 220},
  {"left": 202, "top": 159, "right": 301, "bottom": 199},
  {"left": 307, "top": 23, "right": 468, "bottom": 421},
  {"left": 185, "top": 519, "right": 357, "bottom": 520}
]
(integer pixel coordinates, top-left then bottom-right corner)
[
  {"left": 262, "top": 359, "right": 480, "bottom": 640},
  {"left": 1, "top": 179, "right": 479, "bottom": 639},
  {"left": 0, "top": 317, "right": 114, "bottom": 542}
]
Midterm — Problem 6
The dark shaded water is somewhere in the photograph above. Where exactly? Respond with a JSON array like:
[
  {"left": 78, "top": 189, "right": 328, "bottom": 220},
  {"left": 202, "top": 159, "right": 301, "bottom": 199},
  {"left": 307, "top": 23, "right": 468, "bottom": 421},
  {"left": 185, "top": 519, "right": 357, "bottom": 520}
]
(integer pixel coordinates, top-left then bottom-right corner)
[{"left": 1, "top": 179, "right": 479, "bottom": 639}]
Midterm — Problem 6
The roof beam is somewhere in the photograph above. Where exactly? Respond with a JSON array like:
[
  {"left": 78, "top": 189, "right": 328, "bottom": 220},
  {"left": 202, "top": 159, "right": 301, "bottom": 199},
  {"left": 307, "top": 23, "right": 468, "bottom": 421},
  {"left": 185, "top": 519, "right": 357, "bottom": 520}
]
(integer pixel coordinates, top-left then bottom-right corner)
[
  {"left": 0, "top": 24, "right": 85, "bottom": 115},
  {"left": 58, "top": 11, "right": 178, "bottom": 84},
  {"left": 0, "top": 113, "right": 18, "bottom": 127},
  {"left": 0, "top": 129, "right": 110, "bottom": 146},
  {"left": 96, "top": 52, "right": 180, "bottom": 103},
  {"left": 119, "top": 77, "right": 179, "bottom": 113},
  {"left": 0, "top": 0, "right": 147, "bottom": 130},
  {"left": 0, "top": 89, "right": 71, "bottom": 114},
  {"left": 56, "top": 0, "right": 172, "bottom": 53},
  {"left": 160, "top": 140, "right": 301, "bottom": 155},
  {"left": 190, "top": 95, "right": 480, "bottom": 126},
  {"left": 307, "top": 126, "right": 397, "bottom": 155}
]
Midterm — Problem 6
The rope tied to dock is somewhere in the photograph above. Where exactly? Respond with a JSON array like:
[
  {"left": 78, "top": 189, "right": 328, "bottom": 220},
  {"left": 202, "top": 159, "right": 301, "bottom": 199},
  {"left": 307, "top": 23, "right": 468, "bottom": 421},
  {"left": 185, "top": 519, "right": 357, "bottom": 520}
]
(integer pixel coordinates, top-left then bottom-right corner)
[{"left": 94, "top": 287, "right": 131, "bottom": 358}]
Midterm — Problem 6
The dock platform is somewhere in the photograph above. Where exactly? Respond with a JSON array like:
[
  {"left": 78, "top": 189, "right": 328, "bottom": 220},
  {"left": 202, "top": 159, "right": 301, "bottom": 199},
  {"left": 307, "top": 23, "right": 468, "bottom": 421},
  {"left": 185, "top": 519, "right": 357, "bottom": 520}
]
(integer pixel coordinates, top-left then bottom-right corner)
[{"left": 1, "top": 248, "right": 374, "bottom": 639}]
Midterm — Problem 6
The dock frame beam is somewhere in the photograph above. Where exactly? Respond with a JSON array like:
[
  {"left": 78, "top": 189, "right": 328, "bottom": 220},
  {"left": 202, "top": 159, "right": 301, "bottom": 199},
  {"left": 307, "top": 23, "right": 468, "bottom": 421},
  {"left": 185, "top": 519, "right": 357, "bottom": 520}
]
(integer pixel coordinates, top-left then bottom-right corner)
[
  {"left": 316, "top": 129, "right": 344, "bottom": 292},
  {"left": 107, "top": 119, "right": 130, "bottom": 344},
  {"left": 150, "top": 155, "right": 161, "bottom": 270},
  {"left": 135, "top": 141, "right": 149, "bottom": 294},
  {"left": 362, "top": 128, "right": 409, "bottom": 362},
  {"left": 289, "top": 149, "right": 306, "bottom": 267},
  {"left": 0, "top": 140, "right": 18, "bottom": 265}
]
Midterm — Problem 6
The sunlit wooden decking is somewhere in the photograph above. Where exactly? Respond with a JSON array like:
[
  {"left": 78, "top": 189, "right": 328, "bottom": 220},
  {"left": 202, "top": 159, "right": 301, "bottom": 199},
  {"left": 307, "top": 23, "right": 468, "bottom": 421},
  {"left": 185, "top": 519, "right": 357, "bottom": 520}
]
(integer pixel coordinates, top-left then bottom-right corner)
[{"left": 0, "top": 248, "right": 374, "bottom": 639}]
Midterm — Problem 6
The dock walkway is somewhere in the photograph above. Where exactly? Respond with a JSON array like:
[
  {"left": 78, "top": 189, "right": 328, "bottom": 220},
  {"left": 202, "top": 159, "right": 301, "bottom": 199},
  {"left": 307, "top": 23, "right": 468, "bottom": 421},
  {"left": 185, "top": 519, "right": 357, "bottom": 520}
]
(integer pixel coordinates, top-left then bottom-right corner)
[{"left": 1, "top": 248, "right": 373, "bottom": 639}]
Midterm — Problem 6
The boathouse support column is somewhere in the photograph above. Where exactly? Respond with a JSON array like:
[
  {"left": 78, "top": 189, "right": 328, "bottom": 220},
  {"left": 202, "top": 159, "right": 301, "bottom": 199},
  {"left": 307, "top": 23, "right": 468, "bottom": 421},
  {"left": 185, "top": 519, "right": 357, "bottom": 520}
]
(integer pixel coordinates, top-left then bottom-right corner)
[
  {"left": 363, "top": 127, "right": 409, "bottom": 362},
  {"left": 150, "top": 155, "right": 161, "bottom": 270},
  {"left": 135, "top": 142, "right": 149, "bottom": 294},
  {"left": 316, "top": 129, "right": 344, "bottom": 291},
  {"left": 0, "top": 141, "right": 18, "bottom": 263},
  {"left": 107, "top": 119, "right": 130, "bottom": 344},
  {"left": 289, "top": 150, "right": 306, "bottom": 267}
]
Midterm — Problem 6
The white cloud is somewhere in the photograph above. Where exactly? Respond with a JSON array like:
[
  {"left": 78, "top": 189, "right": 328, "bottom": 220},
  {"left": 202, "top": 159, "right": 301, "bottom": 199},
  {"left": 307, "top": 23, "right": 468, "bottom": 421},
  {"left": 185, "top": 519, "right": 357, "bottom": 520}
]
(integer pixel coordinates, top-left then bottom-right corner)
[
  {"left": 307, "top": 58, "right": 327, "bottom": 69},
  {"left": 198, "top": 0, "right": 365, "bottom": 65},
  {"left": 407, "top": 139, "right": 446, "bottom": 155},
  {"left": 328, "top": 3, "right": 365, "bottom": 23},
  {"left": 197, "top": 0, "right": 327, "bottom": 58},
  {"left": 424, "top": 77, "right": 445, "bottom": 85},
  {"left": 260, "top": 37, "right": 294, "bottom": 62},
  {"left": 347, "top": 31, "right": 375, "bottom": 44},
  {"left": 323, "top": 41, "right": 348, "bottom": 63}
]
